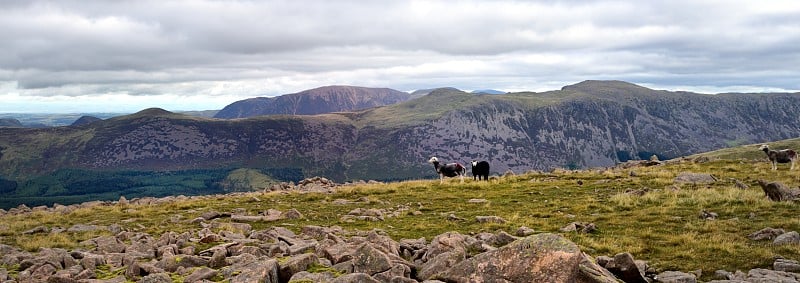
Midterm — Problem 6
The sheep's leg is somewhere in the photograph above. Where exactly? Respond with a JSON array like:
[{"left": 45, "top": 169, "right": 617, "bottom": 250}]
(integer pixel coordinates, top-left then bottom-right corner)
[
  {"left": 792, "top": 159, "right": 796, "bottom": 170},
  {"left": 459, "top": 174, "right": 464, "bottom": 183}
]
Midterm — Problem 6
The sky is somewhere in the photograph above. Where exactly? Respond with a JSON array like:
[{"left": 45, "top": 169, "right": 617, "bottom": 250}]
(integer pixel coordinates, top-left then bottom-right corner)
[{"left": 1, "top": 0, "right": 799, "bottom": 113}]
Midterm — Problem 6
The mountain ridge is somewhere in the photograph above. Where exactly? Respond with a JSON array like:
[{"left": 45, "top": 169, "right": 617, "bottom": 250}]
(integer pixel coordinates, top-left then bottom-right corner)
[
  {"left": 2, "top": 80, "right": 800, "bottom": 207},
  {"left": 214, "top": 85, "right": 417, "bottom": 119}
]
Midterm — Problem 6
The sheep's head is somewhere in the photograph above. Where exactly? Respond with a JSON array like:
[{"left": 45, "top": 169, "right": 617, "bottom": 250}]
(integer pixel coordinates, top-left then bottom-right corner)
[
  {"left": 471, "top": 160, "right": 477, "bottom": 167},
  {"left": 428, "top": 157, "right": 439, "bottom": 164},
  {"left": 759, "top": 144, "right": 770, "bottom": 151}
]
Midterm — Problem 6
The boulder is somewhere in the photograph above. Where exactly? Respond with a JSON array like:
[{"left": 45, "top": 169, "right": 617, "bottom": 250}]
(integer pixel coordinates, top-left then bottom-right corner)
[
  {"left": 435, "top": 233, "right": 619, "bottom": 282},
  {"left": 775, "top": 258, "right": 800, "bottom": 273},
  {"left": 748, "top": 227, "right": 785, "bottom": 241},
  {"left": 352, "top": 244, "right": 393, "bottom": 276},
  {"left": 185, "top": 267, "right": 217, "bottom": 282},
  {"left": 773, "top": 231, "right": 800, "bottom": 245},
  {"left": 289, "top": 271, "right": 337, "bottom": 282},
  {"left": 332, "top": 272, "right": 381, "bottom": 283},
  {"left": 606, "top": 252, "right": 649, "bottom": 283},
  {"left": 278, "top": 253, "right": 319, "bottom": 282},
  {"left": 757, "top": 180, "right": 800, "bottom": 201},
  {"left": 656, "top": 270, "right": 696, "bottom": 283},
  {"left": 224, "top": 258, "right": 279, "bottom": 283}
]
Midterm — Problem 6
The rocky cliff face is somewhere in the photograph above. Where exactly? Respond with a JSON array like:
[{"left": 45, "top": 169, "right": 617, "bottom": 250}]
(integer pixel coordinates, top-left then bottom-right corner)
[
  {"left": 214, "top": 85, "right": 415, "bottom": 118},
  {"left": 1, "top": 81, "right": 800, "bottom": 184}
]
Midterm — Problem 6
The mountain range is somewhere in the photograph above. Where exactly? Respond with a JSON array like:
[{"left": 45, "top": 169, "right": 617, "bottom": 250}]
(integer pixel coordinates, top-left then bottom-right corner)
[
  {"left": 1, "top": 80, "right": 799, "bottom": 208},
  {"left": 214, "top": 85, "right": 418, "bottom": 119}
]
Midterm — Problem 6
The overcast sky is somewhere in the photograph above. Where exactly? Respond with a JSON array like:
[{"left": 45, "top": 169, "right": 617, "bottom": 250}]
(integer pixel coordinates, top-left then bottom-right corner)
[{"left": 1, "top": 0, "right": 799, "bottom": 113}]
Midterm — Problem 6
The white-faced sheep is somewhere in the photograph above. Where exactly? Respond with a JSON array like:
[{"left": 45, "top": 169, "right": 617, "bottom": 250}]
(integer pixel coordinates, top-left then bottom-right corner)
[
  {"left": 428, "top": 157, "right": 466, "bottom": 183},
  {"left": 471, "top": 160, "right": 490, "bottom": 181},
  {"left": 760, "top": 144, "right": 797, "bottom": 170}
]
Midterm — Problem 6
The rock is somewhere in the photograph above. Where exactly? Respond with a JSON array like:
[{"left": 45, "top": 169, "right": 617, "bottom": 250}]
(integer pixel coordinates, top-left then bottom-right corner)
[
  {"left": 423, "top": 231, "right": 470, "bottom": 262},
  {"left": 713, "top": 269, "right": 733, "bottom": 280},
  {"left": 284, "top": 208, "right": 303, "bottom": 220},
  {"left": 352, "top": 244, "right": 393, "bottom": 276},
  {"left": 278, "top": 253, "right": 319, "bottom": 282},
  {"left": 475, "top": 215, "right": 507, "bottom": 224},
  {"left": 185, "top": 267, "right": 217, "bottom": 282},
  {"left": 674, "top": 172, "right": 717, "bottom": 184},
  {"left": 289, "top": 271, "right": 337, "bottom": 282},
  {"left": 467, "top": 199, "right": 487, "bottom": 203},
  {"left": 436, "top": 233, "right": 619, "bottom": 282},
  {"left": 231, "top": 214, "right": 265, "bottom": 222},
  {"left": 332, "top": 272, "right": 381, "bottom": 283},
  {"left": 516, "top": 226, "right": 535, "bottom": 237},
  {"left": 208, "top": 248, "right": 227, "bottom": 269},
  {"left": 155, "top": 255, "right": 209, "bottom": 272},
  {"left": 607, "top": 252, "right": 649, "bottom": 283},
  {"left": 374, "top": 264, "right": 412, "bottom": 282},
  {"left": 225, "top": 258, "right": 279, "bottom": 283},
  {"left": 745, "top": 268, "right": 800, "bottom": 282},
  {"left": 560, "top": 222, "right": 597, "bottom": 234},
  {"left": 773, "top": 231, "right": 800, "bottom": 245},
  {"left": 748, "top": 227, "right": 786, "bottom": 241},
  {"left": 656, "top": 270, "right": 696, "bottom": 283},
  {"left": 89, "top": 236, "right": 126, "bottom": 254},
  {"left": 758, "top": 180, "right": 800, "bottom": 201},
  {"left": 417, "top": 250, "right": 466, "bottom": 280},
  {"left": 138, "top": 273, "right": 172, "bottom": 283},
  {"left": 775, "top": 258, "right": 800, "bottom": 272},
  {"left": 23, "top": 226, "right": 50, "bottom": 234}
]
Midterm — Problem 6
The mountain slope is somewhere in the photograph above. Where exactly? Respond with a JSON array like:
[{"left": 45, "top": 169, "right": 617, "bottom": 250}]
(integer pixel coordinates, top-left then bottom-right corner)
[
  {"left": 214, "top": 85, "right": 415, "bottom": 118},
  {"left": 2, "top": 81, "right": 800, "bottom": 207}
]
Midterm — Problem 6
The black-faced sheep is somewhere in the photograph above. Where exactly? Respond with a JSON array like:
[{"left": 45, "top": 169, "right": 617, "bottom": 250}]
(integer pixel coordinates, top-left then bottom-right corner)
[
  {"left": 471, "top": 160, "right": 490, "bottom": 181},
  {"left": 760, "top": 144, "right": 797, "bottom": 170},
  {"left": 428, "top": 157, "right": 466, "bottom": 183}
]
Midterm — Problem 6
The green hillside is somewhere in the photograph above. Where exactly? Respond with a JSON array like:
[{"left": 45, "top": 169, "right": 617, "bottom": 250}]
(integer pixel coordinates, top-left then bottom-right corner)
[{"left": 2, "top": 156, "right": 800, "bottom": 281}]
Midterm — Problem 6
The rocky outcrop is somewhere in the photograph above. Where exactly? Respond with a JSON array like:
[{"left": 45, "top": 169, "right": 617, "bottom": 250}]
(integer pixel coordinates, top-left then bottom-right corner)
[{"left": 757, "top": 180, "right": 800, "bottom": 201}]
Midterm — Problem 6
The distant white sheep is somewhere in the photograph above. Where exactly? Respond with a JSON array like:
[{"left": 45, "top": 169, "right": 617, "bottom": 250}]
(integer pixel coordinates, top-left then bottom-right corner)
[
  {"left": 428, "top": 157, "right": 466, "bottom": 183},
  {"left": 759, "top": 144, "right": 797, "bottom": 170}
]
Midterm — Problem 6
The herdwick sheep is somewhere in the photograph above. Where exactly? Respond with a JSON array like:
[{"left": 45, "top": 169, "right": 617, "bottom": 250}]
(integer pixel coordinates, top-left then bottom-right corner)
[
  {"left": 428, "top": 157, "right": 466, "bottom": 184},
  {"left": 760, "top": 144, "right": 797, "bottom": 170},
  {"left": 471, "top": 160, "right": 490, "bottom": 181}
]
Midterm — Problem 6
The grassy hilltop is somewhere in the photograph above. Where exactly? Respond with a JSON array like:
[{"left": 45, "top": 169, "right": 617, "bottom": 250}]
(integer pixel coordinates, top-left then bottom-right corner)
[{"left": 2, "top": 143, "right": 800, "bottom": 280}]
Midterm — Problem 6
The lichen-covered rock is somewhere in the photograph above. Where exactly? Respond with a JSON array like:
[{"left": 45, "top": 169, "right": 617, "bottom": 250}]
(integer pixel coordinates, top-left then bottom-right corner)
[
  {"left": 224, "top": 258, "right": 279, "bottom": 283},
  {"left": 656, "top": 270, "right": 696, "bottom": 283},
  {"left": 289, "top": 271, "right": 337, "bottom": 282},
  {"left": 775, "top": 258, "right": 800, "bottom": 273},
  {"left": 331, "top": 272, "right": 381, "bottom": 283},
  {"left": 748, "top": 227, "right": 786, "bottom": 241},
  {"left": 278, "top": 253, "right": 319, "bottom": 282},
  {"left": 351, "top": 244, "right": 393, "bottom": 276},
  {"left": 774, "top": 231, "right": 800, "bottom": 245},
  {"left": 435, "top": 233, "right": 618, "bottom": 283}
]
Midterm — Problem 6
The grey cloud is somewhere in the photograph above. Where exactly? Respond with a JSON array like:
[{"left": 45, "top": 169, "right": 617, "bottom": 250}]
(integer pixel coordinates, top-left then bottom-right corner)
[{"left": 0, "top": 0, "right": 799, "bottom": 100}]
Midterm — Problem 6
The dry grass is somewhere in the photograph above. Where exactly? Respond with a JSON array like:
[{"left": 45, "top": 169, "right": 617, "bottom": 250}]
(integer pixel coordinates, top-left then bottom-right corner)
[{"left": 2, "top": 158, "right": 800, "bottom": 280}]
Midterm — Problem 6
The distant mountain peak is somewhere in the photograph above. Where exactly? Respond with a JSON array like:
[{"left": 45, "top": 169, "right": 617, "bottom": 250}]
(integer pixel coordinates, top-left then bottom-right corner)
[
  {"left": 70, "top": 116, "right": 102, "bottom": 126},
  {"left": 132, "top": 108, "right": 174, "bottom": 117},
  {"left": 562, "top": 80, "right": 652, "bottom": 92}
]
